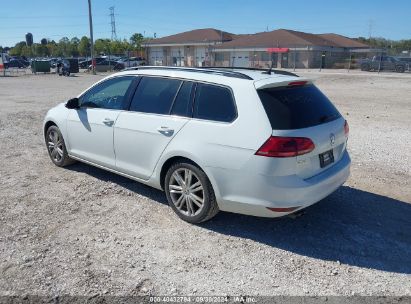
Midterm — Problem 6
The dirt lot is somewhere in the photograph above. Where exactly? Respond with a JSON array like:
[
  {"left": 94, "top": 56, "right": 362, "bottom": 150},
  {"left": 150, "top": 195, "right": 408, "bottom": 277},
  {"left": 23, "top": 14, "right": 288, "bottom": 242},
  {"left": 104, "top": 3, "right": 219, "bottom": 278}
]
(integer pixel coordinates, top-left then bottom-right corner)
[{"left": 0, "top": 70, "right": 410, "bottom": 297}]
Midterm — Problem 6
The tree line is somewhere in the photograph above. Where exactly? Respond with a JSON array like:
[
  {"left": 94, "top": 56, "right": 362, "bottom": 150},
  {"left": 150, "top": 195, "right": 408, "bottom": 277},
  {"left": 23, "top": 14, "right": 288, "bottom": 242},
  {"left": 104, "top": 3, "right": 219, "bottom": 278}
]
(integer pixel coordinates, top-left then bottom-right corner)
[
  {"left": 2, "top": 33, "right": 146, "bottom": 58},
  {"left": 356, "top": 37, "right": 411, "bottom": 55},
  {"left": 2, "top": 34, "right": 411, "bottom": 58}
]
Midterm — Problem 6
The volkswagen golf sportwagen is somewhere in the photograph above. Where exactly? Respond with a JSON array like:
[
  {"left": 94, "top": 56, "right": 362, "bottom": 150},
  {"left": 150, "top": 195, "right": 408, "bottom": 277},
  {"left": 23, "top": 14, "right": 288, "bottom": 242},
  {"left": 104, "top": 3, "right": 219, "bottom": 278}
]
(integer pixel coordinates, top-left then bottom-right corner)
[{"left": 44, "top": 66, "right": 350, "bottom": 223}]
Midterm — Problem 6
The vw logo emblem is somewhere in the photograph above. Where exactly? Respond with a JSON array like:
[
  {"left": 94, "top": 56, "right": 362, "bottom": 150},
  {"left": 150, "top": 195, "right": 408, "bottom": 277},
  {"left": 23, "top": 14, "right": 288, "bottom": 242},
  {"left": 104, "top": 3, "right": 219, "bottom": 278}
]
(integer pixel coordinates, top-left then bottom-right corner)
[{"left": 330, "top": 133, "right": 336, "bottom": 146}]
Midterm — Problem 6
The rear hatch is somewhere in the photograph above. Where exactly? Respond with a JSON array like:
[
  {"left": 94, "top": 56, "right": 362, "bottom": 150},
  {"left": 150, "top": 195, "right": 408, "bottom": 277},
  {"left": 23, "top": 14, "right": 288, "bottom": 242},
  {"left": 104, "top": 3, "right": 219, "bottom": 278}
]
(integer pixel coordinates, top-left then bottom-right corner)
[{"left": 255, "top": 79, "right": 347, "bottom": 179}]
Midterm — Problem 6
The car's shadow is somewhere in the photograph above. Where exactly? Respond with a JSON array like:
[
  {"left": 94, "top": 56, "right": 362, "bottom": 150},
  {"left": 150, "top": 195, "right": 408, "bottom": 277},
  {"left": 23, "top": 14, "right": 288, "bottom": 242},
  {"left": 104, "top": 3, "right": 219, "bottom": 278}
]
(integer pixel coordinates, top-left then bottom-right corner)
[
  {"left": 68, "top": 162, "right": 168, "bottom": 205},
  {"left": 68, "top": 163, "right": 411, "bottom": 274}
]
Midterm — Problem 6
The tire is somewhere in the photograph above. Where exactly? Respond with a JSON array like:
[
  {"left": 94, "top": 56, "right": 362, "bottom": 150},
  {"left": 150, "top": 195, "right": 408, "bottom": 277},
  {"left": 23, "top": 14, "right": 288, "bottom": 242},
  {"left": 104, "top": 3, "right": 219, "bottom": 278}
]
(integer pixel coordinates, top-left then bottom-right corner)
[
  {"left": 164, "top": 162, "right": 219, "bottom": 224},
  {"left": 396, "top": 65, "right": 405, "bottom": 73},
  {"left": 45, "top": 125, "right": 76, "bottom": 167}
]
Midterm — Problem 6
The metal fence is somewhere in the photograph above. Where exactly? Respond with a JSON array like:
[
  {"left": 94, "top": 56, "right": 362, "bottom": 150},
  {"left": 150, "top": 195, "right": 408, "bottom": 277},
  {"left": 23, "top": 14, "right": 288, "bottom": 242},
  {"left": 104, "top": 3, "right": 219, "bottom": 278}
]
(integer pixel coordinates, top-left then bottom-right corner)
[{"left": 2, "top": 47, "right": 410, "bottom": 77}]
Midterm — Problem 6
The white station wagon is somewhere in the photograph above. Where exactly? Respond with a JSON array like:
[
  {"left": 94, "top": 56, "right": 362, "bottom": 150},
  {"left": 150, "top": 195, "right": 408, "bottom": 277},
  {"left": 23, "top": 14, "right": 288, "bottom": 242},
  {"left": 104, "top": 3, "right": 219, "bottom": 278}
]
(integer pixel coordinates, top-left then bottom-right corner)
[{"left": 44, "top": 67, "right": 350, "bottom": 223}]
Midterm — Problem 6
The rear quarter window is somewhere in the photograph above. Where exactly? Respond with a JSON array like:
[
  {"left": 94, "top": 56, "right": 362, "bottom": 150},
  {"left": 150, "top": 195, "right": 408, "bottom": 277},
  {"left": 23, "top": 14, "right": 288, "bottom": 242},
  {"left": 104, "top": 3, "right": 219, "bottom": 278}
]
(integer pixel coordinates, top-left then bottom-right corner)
[
  {"left": 257, "top": 84, "right": 341, "bottom": 130},
  {"left": 193, "top": 83, "right": 236, "bottom": 122}
]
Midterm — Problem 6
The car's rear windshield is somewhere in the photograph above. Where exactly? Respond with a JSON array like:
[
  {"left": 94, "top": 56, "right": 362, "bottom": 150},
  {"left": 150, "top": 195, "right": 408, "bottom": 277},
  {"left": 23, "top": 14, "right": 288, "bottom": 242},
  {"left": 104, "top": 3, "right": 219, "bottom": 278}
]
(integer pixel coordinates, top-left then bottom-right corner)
[{"left": 257, "top": 84, "right": 341, "bottom": 130}]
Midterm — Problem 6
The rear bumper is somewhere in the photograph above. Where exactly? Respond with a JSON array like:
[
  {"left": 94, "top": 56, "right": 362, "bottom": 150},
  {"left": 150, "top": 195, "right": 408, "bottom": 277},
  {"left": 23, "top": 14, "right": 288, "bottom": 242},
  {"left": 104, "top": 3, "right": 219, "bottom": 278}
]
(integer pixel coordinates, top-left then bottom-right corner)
[{"left": 211, "top": 151, "right": 351, "bottom": 218}]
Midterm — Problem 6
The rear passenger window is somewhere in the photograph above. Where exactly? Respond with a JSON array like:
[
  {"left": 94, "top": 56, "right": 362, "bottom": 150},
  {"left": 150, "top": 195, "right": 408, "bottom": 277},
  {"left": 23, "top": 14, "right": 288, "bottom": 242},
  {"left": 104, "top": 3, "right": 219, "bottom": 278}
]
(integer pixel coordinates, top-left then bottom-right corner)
[
  {"left": 171, "top": 81, "right": 194, "bottom": 117},
  {"left": 193, "top": 83, "right": 236, "bottom": 122},
  {"left": 129, "top": 77, "right": 181, "bottom": 114}
]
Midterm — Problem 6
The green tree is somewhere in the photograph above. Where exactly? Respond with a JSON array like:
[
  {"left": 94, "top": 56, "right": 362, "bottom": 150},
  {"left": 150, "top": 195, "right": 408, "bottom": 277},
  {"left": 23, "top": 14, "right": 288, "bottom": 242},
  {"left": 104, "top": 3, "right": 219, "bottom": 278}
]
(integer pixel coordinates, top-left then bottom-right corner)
[
  {"left": 21, "top": 45, "right": 33, "bottom": 57},
  {"left": 47, "top": 41, "right": 58, "bottom": 57},
  {"left": 78, "top": 36, "right": 90, "bottom": 57},
  {"left": 109, "top": 39, "right": 130, "bottom": 55},
  {"left": 34, "top": 43, "right": 49, "bottom": 57},
  {"left": 9, "top": 41, "right": 27, "bottom": 56},
  {"left": 58, "top": 37, "right": 70, "bottom": 57},
  {"left": 70, "top": 37, "right": 80, "bottom": 57},
  {"left": 355, "top": 36, "right": 411, "bottom": 55},
  {"left": 130, "top": 33, "right": 144, "bottom": 50},
  {"left": 94, "top": 39, "right": 110, "bottom": 55}
]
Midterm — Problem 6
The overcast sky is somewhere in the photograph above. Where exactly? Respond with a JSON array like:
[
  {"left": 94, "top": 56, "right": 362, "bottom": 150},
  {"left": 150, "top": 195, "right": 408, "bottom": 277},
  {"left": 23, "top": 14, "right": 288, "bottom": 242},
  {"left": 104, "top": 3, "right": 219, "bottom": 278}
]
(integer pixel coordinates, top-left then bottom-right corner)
[{"left": 1, "top": 0, "right": 410, "bottom": 47}]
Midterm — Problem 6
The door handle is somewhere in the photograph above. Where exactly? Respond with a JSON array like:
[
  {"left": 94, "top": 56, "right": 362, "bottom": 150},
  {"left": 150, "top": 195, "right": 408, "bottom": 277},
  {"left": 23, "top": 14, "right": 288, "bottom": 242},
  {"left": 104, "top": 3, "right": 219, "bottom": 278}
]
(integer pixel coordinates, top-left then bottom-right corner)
[
  {"left": 103, "top": 118, "right": 114, "bottom": 126},
  {"left": 157, "top": 126, "right": 174, "bottom": 136}
]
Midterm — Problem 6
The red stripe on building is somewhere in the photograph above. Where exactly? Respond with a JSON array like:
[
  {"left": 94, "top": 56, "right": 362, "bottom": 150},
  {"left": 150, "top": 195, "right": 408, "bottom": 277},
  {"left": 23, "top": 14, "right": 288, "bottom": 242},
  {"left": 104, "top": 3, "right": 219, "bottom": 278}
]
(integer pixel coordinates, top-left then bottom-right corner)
[{"left": 267, "top": 47, "right": 289, "bottom": 53}]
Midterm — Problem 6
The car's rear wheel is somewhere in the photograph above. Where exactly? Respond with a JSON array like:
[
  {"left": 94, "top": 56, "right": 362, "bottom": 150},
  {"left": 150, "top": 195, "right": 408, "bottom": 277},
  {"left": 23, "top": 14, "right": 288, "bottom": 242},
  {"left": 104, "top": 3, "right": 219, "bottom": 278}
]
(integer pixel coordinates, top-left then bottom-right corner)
[
  {"left": 165, "top": 162, "right": 219, "bottom": 224},
  {"left": 396, "top": 65, "right": 405, "bottom": 73},
  {"left": 46, "top": 125, "right": 76, "bottom": 167},
  {"left": 361, "top": 63, "right": 370, "bottom": 71}
]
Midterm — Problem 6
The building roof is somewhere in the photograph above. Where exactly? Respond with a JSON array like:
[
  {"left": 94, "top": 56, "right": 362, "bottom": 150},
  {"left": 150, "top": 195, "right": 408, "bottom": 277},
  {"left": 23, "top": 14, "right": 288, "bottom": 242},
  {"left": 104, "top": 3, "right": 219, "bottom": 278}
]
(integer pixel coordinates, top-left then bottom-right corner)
[
  {"left": 318, "top": 33, "right": 369, "bottom": 48},
  {"left": 146, "top": 28, "right": 236, "bottom": 45},
  {"left": 215, "top": 29, "right": 369, "bottom": 49}
]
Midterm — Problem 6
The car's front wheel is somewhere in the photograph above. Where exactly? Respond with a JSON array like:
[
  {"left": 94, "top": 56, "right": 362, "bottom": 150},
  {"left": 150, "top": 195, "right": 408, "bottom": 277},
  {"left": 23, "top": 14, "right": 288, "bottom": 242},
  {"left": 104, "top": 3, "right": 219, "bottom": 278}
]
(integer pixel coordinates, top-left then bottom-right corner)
[
  {"left": 45, "top": 125, "right": 75, "bottom": 167},
  {"left": 165, "top": 162, "right": 219, "bottom": 224}
]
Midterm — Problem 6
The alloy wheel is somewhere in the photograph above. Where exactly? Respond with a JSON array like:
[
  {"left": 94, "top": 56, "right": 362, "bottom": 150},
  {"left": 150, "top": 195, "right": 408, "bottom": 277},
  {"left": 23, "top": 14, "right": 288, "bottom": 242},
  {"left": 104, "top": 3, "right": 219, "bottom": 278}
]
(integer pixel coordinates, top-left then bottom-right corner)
[
  {"left": 47, "top": 130, "right": 64, "bottom": 163},
  {"left": 168, "top": 168, "right": 205, "bottom": 217}
]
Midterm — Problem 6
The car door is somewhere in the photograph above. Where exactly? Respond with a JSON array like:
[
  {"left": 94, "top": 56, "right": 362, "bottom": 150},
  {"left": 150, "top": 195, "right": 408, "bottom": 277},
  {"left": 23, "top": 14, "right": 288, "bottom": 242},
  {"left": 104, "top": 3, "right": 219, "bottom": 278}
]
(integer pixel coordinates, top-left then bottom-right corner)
[
  {"left": 381, "top": 57, "right": 392, "bottom": 71},
  {"left": 66, "top": 76, "right": 136, "bottom": 169},
  {"left": 114, "top": 77, "right": 194, "bottom": 180}
]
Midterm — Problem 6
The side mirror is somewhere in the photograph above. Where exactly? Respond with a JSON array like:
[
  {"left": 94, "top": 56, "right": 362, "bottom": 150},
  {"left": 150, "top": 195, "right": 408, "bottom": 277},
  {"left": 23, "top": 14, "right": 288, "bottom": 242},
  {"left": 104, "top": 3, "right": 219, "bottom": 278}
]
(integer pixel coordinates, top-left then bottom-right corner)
[{"left": 65, "top": 98, "right": 79, "bottom": 109}]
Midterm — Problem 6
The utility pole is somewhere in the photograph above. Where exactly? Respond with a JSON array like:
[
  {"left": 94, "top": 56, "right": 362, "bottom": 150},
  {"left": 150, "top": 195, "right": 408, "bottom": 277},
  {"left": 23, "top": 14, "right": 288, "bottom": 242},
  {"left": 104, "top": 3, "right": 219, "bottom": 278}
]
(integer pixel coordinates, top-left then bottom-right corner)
[
  {"left": 88, "top": 0, "right": 95, "bottom": 75},
  {"left": 109, "top": 6, "right": 117, "bottom": 41}
]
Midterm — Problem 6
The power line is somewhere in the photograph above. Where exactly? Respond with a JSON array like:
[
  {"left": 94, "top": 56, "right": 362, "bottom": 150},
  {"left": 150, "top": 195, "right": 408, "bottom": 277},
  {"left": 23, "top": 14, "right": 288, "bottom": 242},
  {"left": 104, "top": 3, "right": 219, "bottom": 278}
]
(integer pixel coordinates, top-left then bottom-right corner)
[{"left": 0, "top": 22, "right": 109, "bottom": 30}]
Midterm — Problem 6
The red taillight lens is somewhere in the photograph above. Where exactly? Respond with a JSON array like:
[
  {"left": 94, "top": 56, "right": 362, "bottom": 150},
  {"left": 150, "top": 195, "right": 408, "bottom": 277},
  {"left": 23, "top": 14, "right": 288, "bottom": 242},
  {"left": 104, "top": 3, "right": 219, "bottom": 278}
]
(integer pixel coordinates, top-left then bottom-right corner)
[
  {"left": 255, "top": 136, "right": 315, "bottom": 158},
  {"left": 267, "top": 206, "right": 301, "bottom": 212},
  {"left": 288, "top": 81, "right": 307, "bottom": 87},
  {"left": 344, "top": 120, "right": 349, "bottom": 137}
]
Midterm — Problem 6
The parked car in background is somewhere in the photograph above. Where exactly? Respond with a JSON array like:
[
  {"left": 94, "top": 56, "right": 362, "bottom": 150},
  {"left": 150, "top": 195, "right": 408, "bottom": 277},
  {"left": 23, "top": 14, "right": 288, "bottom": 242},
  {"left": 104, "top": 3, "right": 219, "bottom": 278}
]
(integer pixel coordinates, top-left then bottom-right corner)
[
  {"left": 79, "top": 57, "right": 105, "bottom": 69},
  {"left": 360, "top": 56, "right": 408, "bottom": 72},
  {"left": 89, "top": 60, "right": 121, "bottom": 72},
  {"left": 114, "top": 62, "right": 126, "bottom": 70},
  {"left": 57, "top": 60, "right": 70, "bottom": 76},
  {"left": 397, "top": 57, "right": 411, "bottom": 70},
  {"left": 10, "top": 56, "right": 29, "bottom": 67},
  {"left": 50, "top": 58, "right": 59, "bottom": 68},
  {"left": 43, "top": 66, "right": 350, "bottom": 223},
  {"left": 5, "top": 59, "right": 28, "bottom": 69},
  {"left": 120, "top": 57, "right": 146, "bottom": 68}
]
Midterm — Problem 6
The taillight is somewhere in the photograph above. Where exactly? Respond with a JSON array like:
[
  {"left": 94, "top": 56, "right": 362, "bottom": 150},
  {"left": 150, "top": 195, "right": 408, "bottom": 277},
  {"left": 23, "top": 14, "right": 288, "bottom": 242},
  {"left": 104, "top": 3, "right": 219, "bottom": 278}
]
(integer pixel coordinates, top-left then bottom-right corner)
[
  {"left": 255, "top": 136, "right": 315, "bottom": 158},
  {"left": 344, "top": 120, "right": 349, "bottom": 137},
  {"left": 288, "top": 81, "right": 307, "bottom": 87}
]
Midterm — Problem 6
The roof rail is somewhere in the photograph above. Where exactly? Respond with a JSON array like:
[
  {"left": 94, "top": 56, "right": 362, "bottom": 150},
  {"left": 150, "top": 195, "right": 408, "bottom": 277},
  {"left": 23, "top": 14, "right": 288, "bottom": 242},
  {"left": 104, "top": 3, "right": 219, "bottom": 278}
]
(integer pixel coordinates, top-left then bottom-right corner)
[
  {"left": 123, "top": 66, "right": 253, "bottom": 80},
  {"left": 207, "top": 66, "right": 300, "bottom": 77}
]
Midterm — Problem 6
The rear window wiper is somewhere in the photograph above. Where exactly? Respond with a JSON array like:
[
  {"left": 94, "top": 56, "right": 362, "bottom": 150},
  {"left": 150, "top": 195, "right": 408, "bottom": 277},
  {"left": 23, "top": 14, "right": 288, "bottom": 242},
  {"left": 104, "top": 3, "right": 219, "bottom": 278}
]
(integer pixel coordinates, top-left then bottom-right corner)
[{"left": 319, "top": 114, "right": 337, "bottom": 123}]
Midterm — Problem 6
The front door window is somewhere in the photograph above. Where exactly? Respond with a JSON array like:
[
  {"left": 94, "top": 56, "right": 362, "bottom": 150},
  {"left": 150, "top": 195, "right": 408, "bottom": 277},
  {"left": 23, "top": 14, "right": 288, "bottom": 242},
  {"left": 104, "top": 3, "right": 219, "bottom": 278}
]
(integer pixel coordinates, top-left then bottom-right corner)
[{"left": 80, "top": 76, "right": 134, "bottom": 110}]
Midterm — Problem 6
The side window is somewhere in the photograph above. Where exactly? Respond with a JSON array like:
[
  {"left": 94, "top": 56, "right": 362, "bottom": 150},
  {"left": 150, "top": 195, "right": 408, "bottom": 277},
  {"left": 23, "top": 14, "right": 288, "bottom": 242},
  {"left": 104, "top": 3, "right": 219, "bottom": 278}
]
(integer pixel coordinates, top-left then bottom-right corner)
[
  {"left": 193, "top": 83, "right": 236, "bottom": 122},
  {"left": 129, "top": 77, "right": 182, "bottom": 114},
  {"left": 171, "top": 81, "right": 194, "bottom": 117},
  {"left": 80, "top": 76, "right": 134, "bottom": 110}
]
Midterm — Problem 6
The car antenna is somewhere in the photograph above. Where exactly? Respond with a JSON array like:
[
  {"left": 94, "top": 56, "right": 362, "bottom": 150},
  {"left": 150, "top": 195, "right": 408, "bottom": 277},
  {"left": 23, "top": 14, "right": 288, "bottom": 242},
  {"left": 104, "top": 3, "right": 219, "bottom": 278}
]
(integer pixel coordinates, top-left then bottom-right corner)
[{"left": 263, "top": 57, "right": 274, "bottom": 75}]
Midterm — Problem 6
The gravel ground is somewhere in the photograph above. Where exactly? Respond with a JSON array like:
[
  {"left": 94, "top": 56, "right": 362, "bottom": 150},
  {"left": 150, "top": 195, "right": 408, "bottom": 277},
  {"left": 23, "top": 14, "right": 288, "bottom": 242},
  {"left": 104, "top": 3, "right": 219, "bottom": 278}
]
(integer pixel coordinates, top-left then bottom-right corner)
[{"left": 0, "top": 70, "right": 410, "bottom": 297}]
